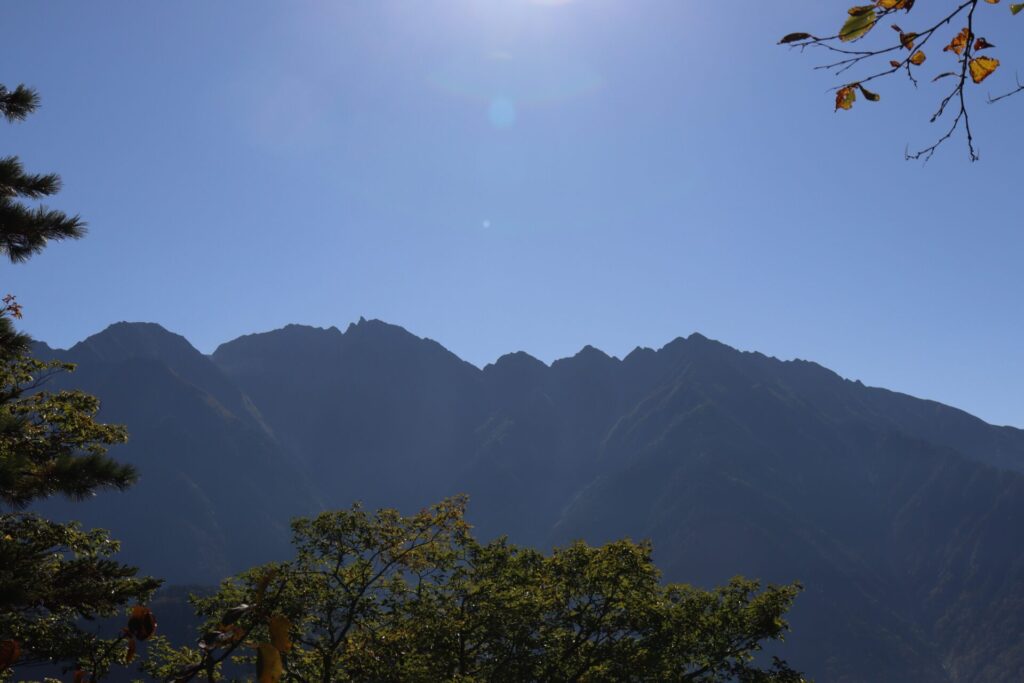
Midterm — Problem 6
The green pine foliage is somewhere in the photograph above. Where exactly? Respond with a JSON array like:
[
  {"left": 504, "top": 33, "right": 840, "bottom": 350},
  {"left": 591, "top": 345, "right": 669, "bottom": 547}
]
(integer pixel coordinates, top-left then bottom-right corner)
[
  {"left": 1, "top": 83, "right": 159, "bottom": 682},
  {"left": 0, "top": 84, "right": 85, "bottom": 263}
]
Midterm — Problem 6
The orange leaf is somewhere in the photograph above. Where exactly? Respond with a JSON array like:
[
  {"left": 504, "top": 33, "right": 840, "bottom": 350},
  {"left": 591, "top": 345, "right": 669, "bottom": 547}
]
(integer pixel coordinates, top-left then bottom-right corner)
[{"left": 944, "top": 27, "right": 971, "bottom": 55}]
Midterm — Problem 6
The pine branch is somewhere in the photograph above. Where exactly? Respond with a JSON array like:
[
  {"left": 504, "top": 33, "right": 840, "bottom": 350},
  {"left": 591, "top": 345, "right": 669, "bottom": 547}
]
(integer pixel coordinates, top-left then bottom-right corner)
[{"left": 0, "top": 84, "right": 39, "bottom": 123}]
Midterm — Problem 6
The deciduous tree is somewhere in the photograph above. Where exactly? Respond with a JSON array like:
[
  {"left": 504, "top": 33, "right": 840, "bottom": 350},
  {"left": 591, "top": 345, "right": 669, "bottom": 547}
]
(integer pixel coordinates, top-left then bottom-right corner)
[{"left": 146, "top": 498, "right": 805, "bottom": 683}]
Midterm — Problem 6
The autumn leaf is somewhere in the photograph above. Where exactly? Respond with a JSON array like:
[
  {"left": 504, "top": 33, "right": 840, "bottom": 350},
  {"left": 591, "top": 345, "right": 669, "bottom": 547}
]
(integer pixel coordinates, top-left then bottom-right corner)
[
  {"left": 974, "top": 37, "right": 995, "bottom": 50},
  {"left": 877, "top": 0, "right": 913, "bottom": 8},
  {"left": 944, "top": 27, "right": 971, "bottom": 55},
  {"left": 969, "top": 56, "right": 1000, "bottom": 83},
  {"left": 840, "top": 6, "right": 878, "bottom": 42},
  {"left": 0, "top": 641, "right": 19, "bottom": 669},
  {"left": 127, "top": 605, "right": 157, "bottom": 641},
  {"left": 257, "top": 643, "right": 284, "bottom": 683},
  {"left": 1012, "top": 3, "right": 1024, "bottom": 14},
  {"left": 857, "top": 84, "right": 881, "bottom": 101},
  {"left": 779, "top": 32, "right": 813, "bottom": 44},
  {"left": 835, "top": 86, "right": 857, "bottom": 110},
  {"left": 910, "top": 51, "right": 926, "bottom": 65},
  {"left": 268, "top": 615, "right": 292, "bottom": 653}
]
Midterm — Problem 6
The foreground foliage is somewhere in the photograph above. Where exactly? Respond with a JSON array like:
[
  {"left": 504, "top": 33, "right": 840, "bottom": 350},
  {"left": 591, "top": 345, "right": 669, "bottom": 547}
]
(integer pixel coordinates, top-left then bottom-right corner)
[
  {"left": 147, "top": 497, "right": 804, "bottom": 682},
  {"left": 781, "top": 0, "right": 1022, "bottom": 160},
  {"left": 1, "top": 83, "right": 159, "bottom": 682}
]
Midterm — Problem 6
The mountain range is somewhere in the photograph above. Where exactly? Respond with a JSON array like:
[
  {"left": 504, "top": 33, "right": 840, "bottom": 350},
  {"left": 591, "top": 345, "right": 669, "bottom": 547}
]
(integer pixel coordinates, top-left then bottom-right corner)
[{"left": 32, "top": 318, "right": 1024, "bottom": 683}]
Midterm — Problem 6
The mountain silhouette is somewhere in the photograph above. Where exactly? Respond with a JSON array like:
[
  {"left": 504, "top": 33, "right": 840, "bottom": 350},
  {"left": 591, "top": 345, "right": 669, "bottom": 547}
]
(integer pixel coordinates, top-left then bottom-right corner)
[{"left": 34, "top": 319, "right": 1024, "bottom": 682}]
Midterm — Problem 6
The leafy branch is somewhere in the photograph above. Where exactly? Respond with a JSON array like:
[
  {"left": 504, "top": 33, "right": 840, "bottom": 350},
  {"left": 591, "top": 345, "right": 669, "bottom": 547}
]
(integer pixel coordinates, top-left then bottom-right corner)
[{"left": 781, "top": 0, "right": 1023, "bottom": 161}]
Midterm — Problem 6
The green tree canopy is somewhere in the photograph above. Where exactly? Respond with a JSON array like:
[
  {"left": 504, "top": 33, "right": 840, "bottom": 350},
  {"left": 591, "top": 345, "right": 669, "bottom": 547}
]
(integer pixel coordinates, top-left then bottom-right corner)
[{"left": 146, "top": 497, "right": 805, "bottom": 683}]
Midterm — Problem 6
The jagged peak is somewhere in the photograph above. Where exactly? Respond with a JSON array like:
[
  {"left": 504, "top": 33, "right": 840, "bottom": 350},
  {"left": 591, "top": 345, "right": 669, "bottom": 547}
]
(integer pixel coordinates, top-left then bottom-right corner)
[{"left": 343, "top": 317, "right": 413, "bottom": 338}]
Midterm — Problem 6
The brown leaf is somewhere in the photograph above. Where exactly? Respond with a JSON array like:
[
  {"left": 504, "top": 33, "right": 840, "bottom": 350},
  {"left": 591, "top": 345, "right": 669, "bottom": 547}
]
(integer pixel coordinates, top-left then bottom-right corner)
[
  {"left": 974, "top": 37, "right": 996, "bottom": 50},
  {"left": 779, "top": 32, "right": 813, "bottom": 44},
  {"left": 0, "top": 641, "right": 20, "bottom": 669},
  {"left": 127, "top": 605, "right": 157, "bottom": 641}
]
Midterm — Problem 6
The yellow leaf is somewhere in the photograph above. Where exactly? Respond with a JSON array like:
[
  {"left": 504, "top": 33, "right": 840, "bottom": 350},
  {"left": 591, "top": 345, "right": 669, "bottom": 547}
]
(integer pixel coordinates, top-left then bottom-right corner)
[
  {"left": 835, "top": 86, "right": 857, "bottom": 111},
  {"left": 969, "top": 56, "right": 1000, "bottom": 83},
  {"left": 268, "top": 615, "right": 292, "bottom": 653},
  {"left": 257, "top": 643, "right": 283, "bottom": 683},
  {"left": 910, "top": 50, "right": 926, "bottom": 65}
]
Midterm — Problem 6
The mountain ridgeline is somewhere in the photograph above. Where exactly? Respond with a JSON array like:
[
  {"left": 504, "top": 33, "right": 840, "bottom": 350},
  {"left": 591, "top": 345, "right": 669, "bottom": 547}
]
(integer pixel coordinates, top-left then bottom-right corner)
[{"left": 34, "top": 319, "right": 1024, "bottom": 683}]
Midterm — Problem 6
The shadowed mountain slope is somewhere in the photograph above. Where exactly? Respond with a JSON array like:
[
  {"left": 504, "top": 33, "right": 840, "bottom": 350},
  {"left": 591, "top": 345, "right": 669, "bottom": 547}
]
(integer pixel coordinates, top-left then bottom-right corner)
[{"left": 33, "top": 320, "right": 1024, "bottom": 681}]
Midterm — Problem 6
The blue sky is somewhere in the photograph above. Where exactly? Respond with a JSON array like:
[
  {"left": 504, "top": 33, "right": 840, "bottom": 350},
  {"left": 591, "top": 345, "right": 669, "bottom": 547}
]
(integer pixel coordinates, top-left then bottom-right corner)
[{"left": 3, "top": 1, "right": 1023, "bottom": 426}]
